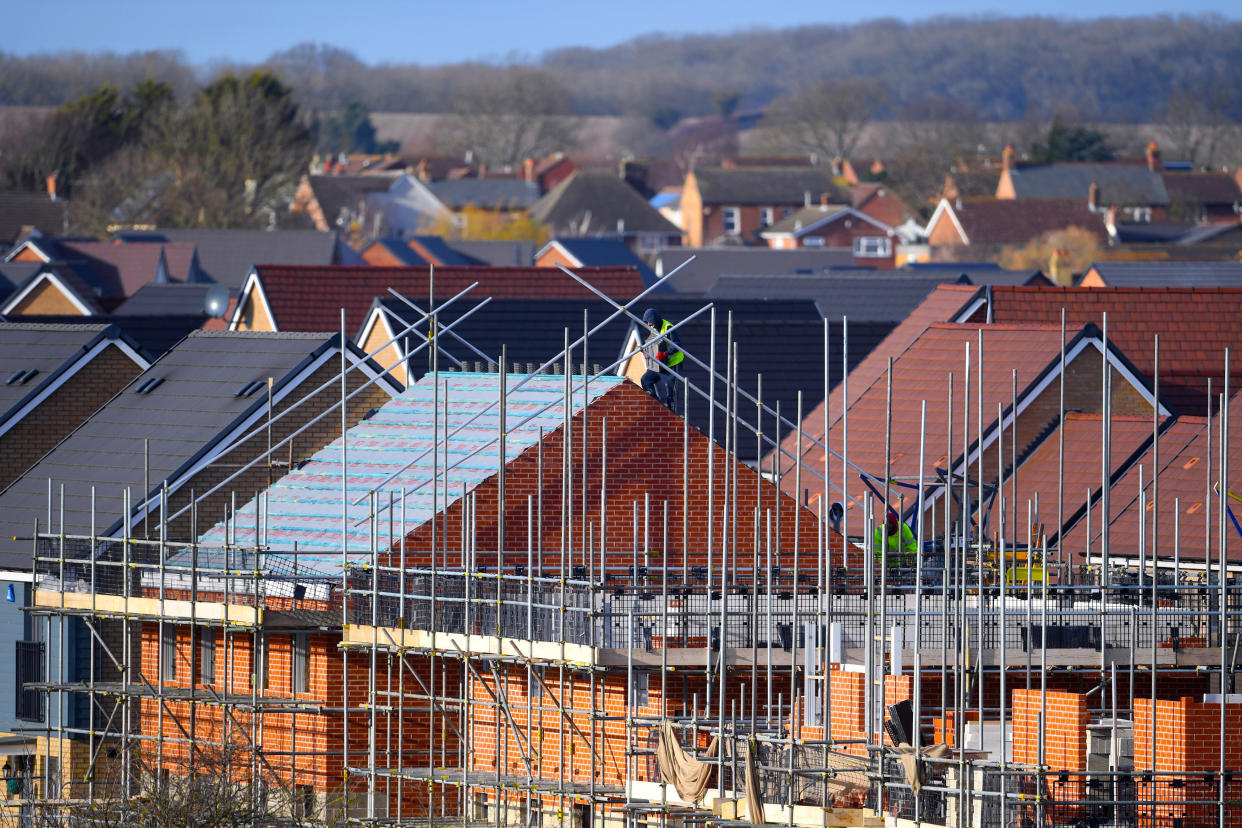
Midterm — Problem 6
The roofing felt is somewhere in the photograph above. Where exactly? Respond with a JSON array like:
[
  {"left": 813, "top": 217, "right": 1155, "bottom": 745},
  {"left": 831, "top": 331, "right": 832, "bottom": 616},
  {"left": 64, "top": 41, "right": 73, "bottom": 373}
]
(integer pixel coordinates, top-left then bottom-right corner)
[
  {"left": 427, "top": 178, "right": 540, "bottom": 210},
  {"left": 0, "top": 193, "right": 68, "bottom": 244},
  {"left": 690, "top": 168, "right": 846, "bottom": 206},
  {"left": 1086, "top": 262, "right": 1242, "bottom": 287},
  {"left": 112, "top": 283, "right": 212, "bottom": 316},
  {"left": 111, "top": 228, "right": 344, "bottom": 289},
  {"left": 0, "top": 331, "right": 350, "bottom": 569},
  {"left": 0, "top": 323, "right": 118, "bottom": 423},
  {"left": 249, "top": 265, "right": 648, "bottom": 333},
  {"left": 194, "top": 373, "right": 627, "bottom": 565},
  {"left": 942, "top": 198, "right": 1109, "bottom": 245},
  {"left": 1059, "top": 408, "right": 1235, "bottom": 561},
  {"left": 976, "top": 412, "right": 1163, "bottom": 542},
  {"left": 1007, "top": 164, "right": 1169, "bottom": 205},
  {"left": 530, "top": 172, "right": 681, "bottom": 236},
  {"left": 13, "top": 314, "right": 207, "bottom": 358},
  {"left": 981, "top": 286, "right": 1242, "bottom": 415},
  {"left": 655, "top": 248, "right": 856, "bottom": 295}
]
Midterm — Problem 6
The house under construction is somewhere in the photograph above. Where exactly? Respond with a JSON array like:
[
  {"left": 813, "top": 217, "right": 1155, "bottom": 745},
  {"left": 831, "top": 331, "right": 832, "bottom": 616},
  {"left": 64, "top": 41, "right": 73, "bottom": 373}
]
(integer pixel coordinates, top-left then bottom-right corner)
[{"left": 15, "top": 267, "right": 1242, "bottom": 828}]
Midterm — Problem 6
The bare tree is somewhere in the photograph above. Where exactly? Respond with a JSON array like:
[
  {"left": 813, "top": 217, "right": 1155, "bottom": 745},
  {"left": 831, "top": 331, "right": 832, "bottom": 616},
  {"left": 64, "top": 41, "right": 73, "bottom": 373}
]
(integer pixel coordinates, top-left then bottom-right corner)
[
  {"left": 440, "top": 67, "right": 580, "bottom": 167},
  {"left": 763, "top": 78, "right": 889, "bottom": 161},
  {"left": 1162, "top": 78, "right": 1242, "bottom": 169}
]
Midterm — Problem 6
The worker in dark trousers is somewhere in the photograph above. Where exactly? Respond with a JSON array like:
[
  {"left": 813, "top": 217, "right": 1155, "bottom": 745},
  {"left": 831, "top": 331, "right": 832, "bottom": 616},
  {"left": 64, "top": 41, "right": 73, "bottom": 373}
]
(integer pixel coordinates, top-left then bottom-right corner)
[{"left": 639, "top": 308, "right": 683, "bottom": 410}]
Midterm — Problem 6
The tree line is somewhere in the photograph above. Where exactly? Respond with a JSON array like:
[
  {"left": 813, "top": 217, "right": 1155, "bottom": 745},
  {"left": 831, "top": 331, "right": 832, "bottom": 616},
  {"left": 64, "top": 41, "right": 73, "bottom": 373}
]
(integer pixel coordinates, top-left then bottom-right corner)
[{"left": 4, "top": 16, "right": 1242, "bottom": 125}]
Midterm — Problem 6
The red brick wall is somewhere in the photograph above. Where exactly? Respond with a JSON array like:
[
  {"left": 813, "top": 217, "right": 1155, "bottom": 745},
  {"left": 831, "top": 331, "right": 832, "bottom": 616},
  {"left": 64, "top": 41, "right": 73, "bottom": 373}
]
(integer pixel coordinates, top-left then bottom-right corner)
[
  {"left": 1011, "top": 688, "right": 1089, "bottom": 770},
  {"left": 394, "top": 381, "right": 839, "bottom": 573}
]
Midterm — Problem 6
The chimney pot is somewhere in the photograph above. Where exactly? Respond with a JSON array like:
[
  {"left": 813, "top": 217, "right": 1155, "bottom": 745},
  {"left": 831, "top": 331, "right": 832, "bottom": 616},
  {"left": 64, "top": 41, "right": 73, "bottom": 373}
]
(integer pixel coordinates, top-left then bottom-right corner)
[
  {"left": 1088, "top": 181, "right": 1099, "bottom": 211},
  {"left": 1147, "top": 141, "right": 1162, "bottom": 172},
  {"left": 1002, "top": 145, "right": 1015, "bottom": 172}
]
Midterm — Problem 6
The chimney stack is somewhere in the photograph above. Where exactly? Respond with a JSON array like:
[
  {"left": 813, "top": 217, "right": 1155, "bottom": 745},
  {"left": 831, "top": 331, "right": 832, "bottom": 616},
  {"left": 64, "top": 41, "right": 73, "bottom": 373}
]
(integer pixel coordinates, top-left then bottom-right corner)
[
  {"left": 1147, "top": 141, "right": 1162, "bottom": 172},
  {"left": 1088, "top": 181, "right": 1099, "bottom": 211},
  {"left": 820, "top": 192, "right": 830, "bottom": 207},
  {"left": 523, "top": 157, "right": 535, "bottom": 183},
  {"left": 46, "top": 172, "right": 58, "bottom": 201},
  {"left": 1002, "top": 145, "right": 1015, "bottom": 172}
]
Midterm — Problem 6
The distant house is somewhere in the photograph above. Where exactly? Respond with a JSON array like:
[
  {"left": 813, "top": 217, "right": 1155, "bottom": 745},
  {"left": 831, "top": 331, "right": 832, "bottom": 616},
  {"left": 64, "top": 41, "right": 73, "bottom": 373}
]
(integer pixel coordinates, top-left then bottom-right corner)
[
  {"left": 426, "top": 178, "right": 540, "bottom": 214},
  {"left": 995, "top": 145, "right": 1169, "bottom": 223},
  {"left": 529, "top": 172, "right": 682, "bottom": 254},
  {"left": 758, "top": 203, "right": 899, "bottom": 267},
  {"left": 1161, "top": 170, "right": 1242, "bottom": 223},
  {"left": 522, "top": 154, "right": 579, "bottom": 194},
  {"left": 535, "top": 238, "right": 659, "bottom": 286},
  {"left": 924, "top": 197, "right": 1108, "bottom": 257},
  {"left": 107, "top": 228, "right": 359, "bottom": 290},
  {"left": 0, "top": 192, "right": 69, "bottom": 250},
  {"left": 291, "top": 173, "right": 447, "bottom": 239},
  {"left": 360, "top": 236, "right": 480, "bottom": 267},
  {"left": 1080, "top": 261, "right": 1242, "bottom": 288},
  {"left": 680, "top": 168, "right": 847, "bottom": 247},
  {"left": 2, "top": 239, "right": 200, "bottom": 314}
]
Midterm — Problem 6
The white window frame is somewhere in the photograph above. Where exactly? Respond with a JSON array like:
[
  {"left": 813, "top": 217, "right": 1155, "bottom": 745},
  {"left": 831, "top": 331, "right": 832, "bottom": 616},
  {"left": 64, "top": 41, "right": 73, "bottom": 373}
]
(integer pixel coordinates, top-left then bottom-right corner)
[
  {"left": 853, "top": 236, "right": 892, "bottom": 258},
  {"left": 802, "top": 236, "right": 826, "bottom": 248},
  {"left": 721, "top": 206, "right": 741, "bottom": 235},
  {"left": 759, "top": 207, "right": 775, "bottom": 227}
]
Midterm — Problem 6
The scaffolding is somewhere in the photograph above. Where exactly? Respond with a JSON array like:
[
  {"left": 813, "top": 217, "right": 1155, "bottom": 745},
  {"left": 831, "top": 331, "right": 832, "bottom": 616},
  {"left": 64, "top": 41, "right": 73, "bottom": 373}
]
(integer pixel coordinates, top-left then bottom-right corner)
[{"left": 16, "top": 266, "right": 1242, "bottom": 828}]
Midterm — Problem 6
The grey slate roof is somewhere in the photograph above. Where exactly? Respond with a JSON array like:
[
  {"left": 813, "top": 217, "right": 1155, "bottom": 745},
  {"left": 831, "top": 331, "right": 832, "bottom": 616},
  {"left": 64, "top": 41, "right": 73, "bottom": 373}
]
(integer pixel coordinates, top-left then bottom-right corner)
[
  {"left": 0, "top": 193, "right": 69, "bottom": 244},
  {"left": 1007, "top": 164, "right": 1169, "bottom": 206},
  {"left": 427, "top": 179, "right": 540, "bottom": 210},
  {"left": 0, "top": 323, "right": 122, "bottom": 426},
  {"left": 530, "top": 172, "right": 681, "bottom": 236},
  {"left": 108, "top": 228, "right": 345, "bottom": 289},
  {"left": 112, "top": 283, "right": 212, "bottom": 316},
  {"left": 0, "top": 261, "right": 43, "bottom": 300},
  {"left": 654, "top": 248, "right": 857, "bottom": 294},
  {"left": 1086, "top": 261, "right": 1242, "bottom": 287},
  {"left": 690, "top": 168, "right": 846, "bottom": 206},
  {"left": 13, "top": 315, "right": 206, "bottom": 358},
  {"left": 705, "top": 274, "right": 972, "bottom": 322},
  {"left": 447, "top": 240, "right": 534, "bottom": 266},
  {"left": 0, "top": 331, "right": 374, "bottom": 569}
]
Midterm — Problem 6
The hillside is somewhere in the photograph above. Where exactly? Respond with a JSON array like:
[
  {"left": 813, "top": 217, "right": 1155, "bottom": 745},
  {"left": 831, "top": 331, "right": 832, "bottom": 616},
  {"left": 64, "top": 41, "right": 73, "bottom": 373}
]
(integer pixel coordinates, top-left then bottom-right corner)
[{"left": 2, "top": 16, "right": 1240, "bottom": 125}]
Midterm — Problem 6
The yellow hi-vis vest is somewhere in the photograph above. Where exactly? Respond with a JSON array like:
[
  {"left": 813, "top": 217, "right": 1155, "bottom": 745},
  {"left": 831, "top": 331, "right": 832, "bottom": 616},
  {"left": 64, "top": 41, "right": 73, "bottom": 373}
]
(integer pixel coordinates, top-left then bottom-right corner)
[{"left": 659, "top": 320, "right": 684, "bottom": 367}]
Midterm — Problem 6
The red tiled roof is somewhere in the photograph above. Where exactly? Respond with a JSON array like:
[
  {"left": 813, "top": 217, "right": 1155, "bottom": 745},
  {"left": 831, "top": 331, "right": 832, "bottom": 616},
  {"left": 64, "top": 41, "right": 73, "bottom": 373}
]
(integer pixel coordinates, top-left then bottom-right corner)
[
  {"left": 947, "top": 198, "right": 1108, "bottom": 245},
  {"left": 1059, "top": 412, "right": 1232, "bottom": 560},
  {"left": 982, "top": 286, "right": 1242, "bottom": 415},
  {"left": 771, "top": 284, "right": 982, "bottom": 475},
  {"left": 786, "top": 322, "right": 1072, "bottom": 520},
  {"left": 850, "top": 184, "right": 913, "bottom": 227},
  {"left": 980, "top": 412, "right": 1162, "bottom": 545},
  {"left": 1162, "top": 172, "right": 1242, "bottom": 206},
  {"left": 251, "top": 265, "right": 648, "bottom": 332}
]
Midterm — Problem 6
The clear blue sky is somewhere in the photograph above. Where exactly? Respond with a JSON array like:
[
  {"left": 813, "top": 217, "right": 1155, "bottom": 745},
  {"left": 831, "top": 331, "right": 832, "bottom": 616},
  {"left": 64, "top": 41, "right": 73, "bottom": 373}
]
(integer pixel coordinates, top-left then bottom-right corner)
[{"left": 8, "top": 0, "right": 1238, "bottom": 66}]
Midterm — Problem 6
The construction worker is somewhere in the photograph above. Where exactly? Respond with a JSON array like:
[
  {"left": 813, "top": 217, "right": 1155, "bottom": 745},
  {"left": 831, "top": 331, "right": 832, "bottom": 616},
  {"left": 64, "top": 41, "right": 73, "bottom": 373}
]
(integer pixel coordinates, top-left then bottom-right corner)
[
  {"left": 639, "top": 308, "right": 683, "bottom": 410},
  {"left": 873, "top": 510, "right": 918, "bottom": 566}
]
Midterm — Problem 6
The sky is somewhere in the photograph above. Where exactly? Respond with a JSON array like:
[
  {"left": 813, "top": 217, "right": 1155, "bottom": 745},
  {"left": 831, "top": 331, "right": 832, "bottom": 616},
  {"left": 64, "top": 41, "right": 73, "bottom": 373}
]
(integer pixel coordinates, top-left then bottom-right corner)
[{"left": 7, "top": 0, "right": 1240, "bottom": 66}]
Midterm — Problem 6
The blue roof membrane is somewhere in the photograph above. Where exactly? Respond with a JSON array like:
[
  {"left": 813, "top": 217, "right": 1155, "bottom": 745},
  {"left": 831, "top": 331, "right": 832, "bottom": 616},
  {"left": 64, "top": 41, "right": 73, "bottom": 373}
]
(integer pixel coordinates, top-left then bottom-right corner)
[{"left": 194, "top": 372, "right": 624, "bottom": 572}]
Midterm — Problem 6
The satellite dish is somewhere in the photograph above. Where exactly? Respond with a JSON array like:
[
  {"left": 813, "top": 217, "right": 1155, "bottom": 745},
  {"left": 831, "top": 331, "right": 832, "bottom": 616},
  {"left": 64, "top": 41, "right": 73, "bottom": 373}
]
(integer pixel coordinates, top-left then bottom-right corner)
[{"left": 203, "top": 284, "right": 230, "bottom": 318}]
